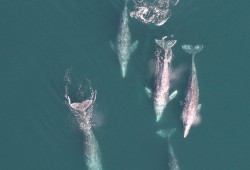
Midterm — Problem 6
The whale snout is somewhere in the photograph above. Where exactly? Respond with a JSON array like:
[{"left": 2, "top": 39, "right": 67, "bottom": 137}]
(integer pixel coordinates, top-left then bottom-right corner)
[
  {"left": 121, "top": 61, "right": 128, "bottom": 78},
  {"left": 155, "top": 104, "right": 165, "bottom": 122},
  {"left": 184, "top": 126, "right": 190, "bottom": 138}
]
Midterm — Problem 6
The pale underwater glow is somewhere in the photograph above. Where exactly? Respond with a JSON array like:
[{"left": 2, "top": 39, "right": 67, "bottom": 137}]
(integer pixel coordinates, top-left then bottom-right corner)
[
  {"left": 155, "top": 103, "right": 166, "bottom": 122},
  {"left": 157, "top": 128, "right": 180, "bottom": 170}
]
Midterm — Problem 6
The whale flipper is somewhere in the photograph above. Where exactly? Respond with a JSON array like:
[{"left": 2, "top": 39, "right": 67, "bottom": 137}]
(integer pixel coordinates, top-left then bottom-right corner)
[
  {"left": 130, "top": 40, "right": 139, "bottom": 53},
  {"left": 197, "top": 104, "right": 201, "bottom": 112},
  {"left": 145, "top": 87, "right": 152, "bottom": 98},
  {"left": 182, "top": 45, "right": 203, "bottom": 55},
  {"left": 169, "top": 90, "right": 178, "bottom": 101}
]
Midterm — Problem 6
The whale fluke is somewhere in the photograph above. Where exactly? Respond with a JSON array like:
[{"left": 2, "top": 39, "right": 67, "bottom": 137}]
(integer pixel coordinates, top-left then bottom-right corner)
[
  {"left": 66, "top": 90, "right": 96, "bottom": 112},
  {"left": 157, "top": 128, "right": 176, "bottom": 139},
  {"left": 182, "top": 45, "right": 203, "bottom": 55},
  {"left": 70, "top": 100, "right": 92, "bottom": 111},
  {"left": 156, "top": 38, "right": 177, "bottom": 50}
]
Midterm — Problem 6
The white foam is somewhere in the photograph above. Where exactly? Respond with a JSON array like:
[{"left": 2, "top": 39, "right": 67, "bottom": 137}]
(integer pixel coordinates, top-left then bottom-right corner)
[{"left": 130, "top": 0, "right": 179, "bottom": 26}]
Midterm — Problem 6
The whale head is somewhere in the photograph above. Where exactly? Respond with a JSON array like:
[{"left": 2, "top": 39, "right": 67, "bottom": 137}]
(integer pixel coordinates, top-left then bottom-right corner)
[
  {"left": 121, "top": 60, "right": 128, "bottom": 78},
  {"left": 155, "top": 105, "right": 165, "bottom": 122},
  {"left": 184, "top": 125, "right": 190, "bottom": 138}
]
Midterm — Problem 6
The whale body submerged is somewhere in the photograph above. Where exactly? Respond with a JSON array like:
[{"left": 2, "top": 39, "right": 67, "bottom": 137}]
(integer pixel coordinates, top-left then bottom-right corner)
[
  {"left": 157, "top": 128, "right": 180, "bottom": 170},
  {"left": 111, "top": 0, "right": 138, "bottom": 78}
]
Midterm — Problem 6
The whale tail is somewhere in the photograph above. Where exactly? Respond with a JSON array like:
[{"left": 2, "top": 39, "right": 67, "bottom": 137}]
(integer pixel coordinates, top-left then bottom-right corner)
[
  {"left": 182, "top": 45, "right": 203, "bottom": 55},
  {"left": 157, "top": 128, "right": 176, "bottom": 139},
  {"left": 156, "top": 38, "right": 177, "bottom": 50}
]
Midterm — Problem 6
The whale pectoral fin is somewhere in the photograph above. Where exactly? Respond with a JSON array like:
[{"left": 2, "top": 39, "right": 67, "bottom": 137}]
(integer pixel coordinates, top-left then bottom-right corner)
[
  {"left": 110, "top": 41, "right": 116, "bottom": 52},
  {"left": 145, "top": 87, "right": 152, "bottom": 98},
  {"left": 130, "top": 40, "right": 139, "bottom": 53},
  {"left": 169, "top": 90, "right": 178, "bottom": 101},
  {"left": 197, "top": 104, "right": 202, "bottom": 112}
]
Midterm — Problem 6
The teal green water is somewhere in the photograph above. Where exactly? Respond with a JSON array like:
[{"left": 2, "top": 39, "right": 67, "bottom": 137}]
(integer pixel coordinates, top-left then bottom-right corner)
[{"left": 0, "top": 0, "right": 250, "bottom": 169}]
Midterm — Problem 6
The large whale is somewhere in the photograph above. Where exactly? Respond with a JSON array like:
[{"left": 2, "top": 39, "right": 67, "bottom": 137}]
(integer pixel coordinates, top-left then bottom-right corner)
[
  {"left": 147, "top": 36, "right": 177, "bottom": 122},
  {"left": 84, "top": 130, "right": 102, "bottom": 170},
  {"left": 111, "top": 0, "right": 138, "bottom": 78},
  {"left": 157, "top": 128, "right": 180, "bottom": 170},
  {"left": 181, "top": 44, "right": 203, "bottom": 138},
  {"left": 66, "top": 90, "right": 102, "bottom": 170}
]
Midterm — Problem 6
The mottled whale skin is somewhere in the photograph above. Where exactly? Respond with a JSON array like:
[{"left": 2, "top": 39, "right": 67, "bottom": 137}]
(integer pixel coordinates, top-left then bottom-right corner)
[
  {"left": 111, "top": 0, "right": 138, "bottom": 78},
  {"left": 153, "top": 36, "right": 177, "bottom": 122},
  {"left": 182, "top": 45, "right": 203, "bottom": 138}
]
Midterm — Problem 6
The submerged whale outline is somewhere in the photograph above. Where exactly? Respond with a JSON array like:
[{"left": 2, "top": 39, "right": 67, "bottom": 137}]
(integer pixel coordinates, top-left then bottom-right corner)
[{"left": 110, "top": 0, "right": 138, "bottom": 78}]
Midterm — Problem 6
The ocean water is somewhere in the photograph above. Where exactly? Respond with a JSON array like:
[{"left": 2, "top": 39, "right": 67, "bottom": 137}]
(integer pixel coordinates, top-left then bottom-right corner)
[{"left": 0, "top": 0, "right": 250, "bottom": 170}]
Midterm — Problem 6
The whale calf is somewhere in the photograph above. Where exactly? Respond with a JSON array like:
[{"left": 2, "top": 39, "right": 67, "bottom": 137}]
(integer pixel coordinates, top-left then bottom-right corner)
[
  {"left": 110, "top": 0, "right": 138, "bottom": 78},
  {"left": 181, "top": 44, "right": 204, "bottom": 138}
]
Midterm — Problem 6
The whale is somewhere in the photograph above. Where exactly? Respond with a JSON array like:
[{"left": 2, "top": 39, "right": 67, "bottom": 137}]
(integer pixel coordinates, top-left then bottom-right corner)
[
  {"left": 146, "top": 36, "right": 178, "bottom": 122},
  {"left": 181, "top": 44, "right": 204, "bottom": 138},
  {"left": 110, "top": 0, "right": 138, "bottom": 78},
  {"left": 84, "top": 130, "right": 102, "bottom": 170},
  {"left": 66, "top": 89, "right": 102, "bottom": 170},
  {"left": 157, "top": 128, "right": 180, "bottom": 170}
]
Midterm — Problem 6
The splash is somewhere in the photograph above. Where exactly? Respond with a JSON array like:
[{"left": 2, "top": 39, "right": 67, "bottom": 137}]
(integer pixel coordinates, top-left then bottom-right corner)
[
  {"left": 130, "top": 0, "right": 179, "bottom": 26},
  {"left": 65, "top": 70, "right": 102, "bottom": 170}
]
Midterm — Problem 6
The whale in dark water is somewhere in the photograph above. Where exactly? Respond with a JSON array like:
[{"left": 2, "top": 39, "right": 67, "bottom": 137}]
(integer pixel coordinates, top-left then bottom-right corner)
[{"left": 157, "top": 128, "right": 180, "bottom": 170}]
